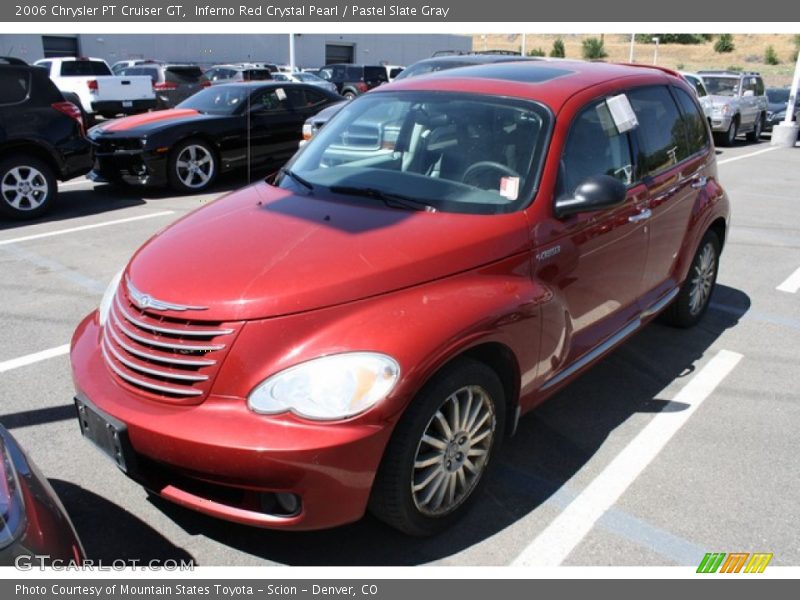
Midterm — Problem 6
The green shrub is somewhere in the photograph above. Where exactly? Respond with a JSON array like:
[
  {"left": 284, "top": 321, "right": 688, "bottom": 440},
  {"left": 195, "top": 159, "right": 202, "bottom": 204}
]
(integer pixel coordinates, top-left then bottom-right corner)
[
  {"left": 527, "top": 47, "right": 546, "bottom": 57},
  {"left": 550, "top": 38, "right": 565, "bottom": 58},
  {"left": 582, "top": 37, "right": 608, "bottom": 60},
  {"left": 726, "top": 65, "right": 743, "bottom": 72},
  {"left": 714, "top": 34, "right": 735, "bottom": 53},
  {"left": 765, "top": 45, "right": 780, "bottom": 65}
]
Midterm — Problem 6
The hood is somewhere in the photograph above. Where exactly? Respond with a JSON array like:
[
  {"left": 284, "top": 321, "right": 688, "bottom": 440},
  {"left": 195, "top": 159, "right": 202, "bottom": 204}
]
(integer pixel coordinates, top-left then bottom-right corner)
[
  {"left": 95, "top": 108, "right": 211, "bottom": 135},
  {"left": 126, "top": 182, "right": 530, "bottom": 321},
  {"left": 707, "top": 95, "right": 739, "bottom": 107}
]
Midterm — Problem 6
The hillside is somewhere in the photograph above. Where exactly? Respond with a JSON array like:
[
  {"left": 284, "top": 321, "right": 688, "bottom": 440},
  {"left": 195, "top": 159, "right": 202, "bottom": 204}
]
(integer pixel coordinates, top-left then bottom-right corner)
[{"left": 471, "top": 33, "right": 799, "bottom": 86}]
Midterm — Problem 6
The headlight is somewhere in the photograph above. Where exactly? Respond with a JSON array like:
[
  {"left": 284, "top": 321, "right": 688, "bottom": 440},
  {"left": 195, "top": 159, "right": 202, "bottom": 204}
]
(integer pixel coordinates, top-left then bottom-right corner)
[
  {"left": 98, "top": 269, "right": 124, "bottom": 327},
  {"left": 248, "top": 352, "right": 400, "bottom": 420}
]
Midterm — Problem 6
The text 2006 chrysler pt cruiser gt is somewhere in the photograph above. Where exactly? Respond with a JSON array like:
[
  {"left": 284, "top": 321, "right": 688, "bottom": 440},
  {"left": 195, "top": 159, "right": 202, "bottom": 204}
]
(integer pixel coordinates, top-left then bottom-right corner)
[{"left": 71, "top": 61, "right": 730, "bottom": 535}]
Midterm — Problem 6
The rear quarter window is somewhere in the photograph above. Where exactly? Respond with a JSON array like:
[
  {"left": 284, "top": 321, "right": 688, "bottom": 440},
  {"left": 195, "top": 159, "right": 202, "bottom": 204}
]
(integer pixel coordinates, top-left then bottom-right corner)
[
  {"left": 364, "top": 67, "right": 388, "bottom": 82},
  {"left": 0, "top": 70, "right": 30, "bottom": 105},
  {"left": 673, "top": 87, "right": 710, "bottom": 156}
]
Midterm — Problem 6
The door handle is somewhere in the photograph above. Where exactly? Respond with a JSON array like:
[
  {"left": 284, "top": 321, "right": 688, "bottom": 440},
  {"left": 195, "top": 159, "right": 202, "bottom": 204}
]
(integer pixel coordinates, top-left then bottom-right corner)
[
  {"left": 690, "top": 176, "right": 708, "bottom": 189},
  {"left": 628, "top": 208, "right": 652, "bottom": 223}
]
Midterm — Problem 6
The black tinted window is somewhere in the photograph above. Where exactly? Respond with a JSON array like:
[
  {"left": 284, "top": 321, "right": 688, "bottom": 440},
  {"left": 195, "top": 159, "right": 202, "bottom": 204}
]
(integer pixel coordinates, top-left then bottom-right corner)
[
  {"left": 364, "top": 67, "right": 388, "bottom": 82},
  {"left": 673, "top": 87, "right": 709, "bottom": 155},
  {"left": 560, "top": 100, "right": 634, "bottom": 198},
  {"left": 628, "top": 86, "right": 688, "bottom": 177},
  {"left": 60, "top": 60, "right": 112, "bottom": 76},
  {"left": 0, "top": 70, "right": 30, "bottom": 104},
  {"left": 166, "top": 67, "right": 203, "bottom": 84},
  {"left": 345, "top": 66, "right": 361, "bottom": 80}
]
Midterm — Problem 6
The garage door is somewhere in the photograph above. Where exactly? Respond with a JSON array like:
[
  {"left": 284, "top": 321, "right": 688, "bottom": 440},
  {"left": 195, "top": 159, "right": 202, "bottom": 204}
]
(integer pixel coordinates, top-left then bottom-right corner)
[
  {"left": 42, "top": 35, "right": 79, "bottom": 58},
  {"left": 325, "top": 44, "right": 354, "bottom": 65}
]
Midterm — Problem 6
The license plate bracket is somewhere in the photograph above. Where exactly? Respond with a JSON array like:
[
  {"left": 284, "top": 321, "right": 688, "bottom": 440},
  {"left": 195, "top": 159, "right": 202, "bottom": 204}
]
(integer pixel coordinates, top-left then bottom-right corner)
[
  {"left": 122, "top": 100, "right": 133, "bottom": 108},
  {"left": 75, "top": 397, "right": 135, "bottom": 473}
]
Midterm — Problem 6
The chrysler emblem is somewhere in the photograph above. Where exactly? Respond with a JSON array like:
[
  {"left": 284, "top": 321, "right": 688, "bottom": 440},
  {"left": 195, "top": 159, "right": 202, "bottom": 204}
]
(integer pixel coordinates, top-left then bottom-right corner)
[{"left": 126, "top": 279, "right": 207, "bottom": 312}]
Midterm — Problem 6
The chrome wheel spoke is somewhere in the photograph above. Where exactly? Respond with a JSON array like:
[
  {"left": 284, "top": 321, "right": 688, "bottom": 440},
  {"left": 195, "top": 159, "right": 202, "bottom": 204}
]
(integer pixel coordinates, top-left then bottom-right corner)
[
  {"left": 433, "top": 411, "right": 452, "bottom": 439},
  {"left": 421, "top": 434, "right": 447, "bottom": 451},
  {"left": 414, "top": 453, "right": 441, "bottom": 469}
]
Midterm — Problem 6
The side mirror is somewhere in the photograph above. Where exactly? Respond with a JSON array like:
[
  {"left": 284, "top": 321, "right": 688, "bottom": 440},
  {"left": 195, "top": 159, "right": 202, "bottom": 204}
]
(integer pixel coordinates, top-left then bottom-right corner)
[{"left": 554, "top": 175, "right": 627, "bottom": 219}]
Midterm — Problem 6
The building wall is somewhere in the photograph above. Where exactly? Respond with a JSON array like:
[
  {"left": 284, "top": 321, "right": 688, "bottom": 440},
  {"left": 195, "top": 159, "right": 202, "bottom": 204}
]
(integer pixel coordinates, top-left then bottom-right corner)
[
  {"left": 71, "top": 34, "right": 472, "bottom": 68},
  {"left": 0, "top": 35, "right": 46, "bottom": 61}
]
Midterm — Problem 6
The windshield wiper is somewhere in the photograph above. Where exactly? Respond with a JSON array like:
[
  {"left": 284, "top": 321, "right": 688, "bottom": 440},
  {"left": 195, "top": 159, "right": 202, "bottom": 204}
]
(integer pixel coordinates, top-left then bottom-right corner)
[
  {"left": 279, "top": 168, "right": 314, "bottom": 192},
  {"left": 329, "top": 186, "right": 437, "bottom": 212}
]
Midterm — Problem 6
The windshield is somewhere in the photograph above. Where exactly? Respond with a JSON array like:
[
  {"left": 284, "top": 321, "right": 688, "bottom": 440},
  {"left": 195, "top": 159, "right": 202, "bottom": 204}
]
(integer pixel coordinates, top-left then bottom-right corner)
[
  {"left": 702, "top": 77, "right": 739, "bottom": 97},
  {"left": 281, "top": 91, "right": 550, "bottom": 214},
  {"left": 296, "top": 72, "right": 324, "bottom": 83},
  {"left": 766, "top": 89, "right": 790, "bottom": 104},
  {"left": 176, "top": 85, "right": 249, "bottom": 114}
]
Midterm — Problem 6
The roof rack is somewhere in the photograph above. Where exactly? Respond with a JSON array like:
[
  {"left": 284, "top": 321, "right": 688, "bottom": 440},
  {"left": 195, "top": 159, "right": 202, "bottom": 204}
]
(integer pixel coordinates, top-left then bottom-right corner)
[
  {"left": 431, "top": 49, "right": 522, "bottom": 57},
  {"left": 697, "top": 69, "right": 762, "bottom": 76},
  {"left": 0, "top": 56, "right": 28, "bottom": 66}
]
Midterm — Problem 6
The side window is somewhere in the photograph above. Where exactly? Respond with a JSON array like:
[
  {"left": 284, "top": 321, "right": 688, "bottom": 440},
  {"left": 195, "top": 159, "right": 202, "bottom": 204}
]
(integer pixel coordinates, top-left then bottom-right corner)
[
  {"left": 673, "top": 87, "right": 710, "bottom": 156},
  {"left": 628, "top": 86, "right": 688, "bottom": 178},
  {"left": 559, "top": 100, "right": 634, "bottom": 198},
  {"left": 303, "top": 89, "right": 327, "bottom": 108},
  {"left": 318, "top": 68, "right": 332, "bottom": 81},
  {"left": 688, "top": 76, "right": 707, "bottom": 98},
  {"left": 253, "top": 89, "right": 288, "bottom": 112},
  {"left": 743, "top": 77, "right": 757, "bottom": 96},
  {"left": 332, "top": 66, "right": 345, "bottom": 79},
  {"left": 0, "top": 71, "right": 31, "bottom": 105},
  {"left": 755, "top": 77, "right": 765, "bottom": 96}
]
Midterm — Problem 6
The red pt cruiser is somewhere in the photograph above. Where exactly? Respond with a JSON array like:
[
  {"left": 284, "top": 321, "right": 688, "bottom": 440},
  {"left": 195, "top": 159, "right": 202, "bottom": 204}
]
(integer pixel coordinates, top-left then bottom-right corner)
[{"left": 71, "top": 60, "right": 730, "bottom": 536}]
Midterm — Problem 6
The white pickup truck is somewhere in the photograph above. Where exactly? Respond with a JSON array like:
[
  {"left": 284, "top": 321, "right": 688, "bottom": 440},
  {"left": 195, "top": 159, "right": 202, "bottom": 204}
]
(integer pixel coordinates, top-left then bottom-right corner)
[{"left": 34, "top": 57, "right": 156, "bottom": 119}]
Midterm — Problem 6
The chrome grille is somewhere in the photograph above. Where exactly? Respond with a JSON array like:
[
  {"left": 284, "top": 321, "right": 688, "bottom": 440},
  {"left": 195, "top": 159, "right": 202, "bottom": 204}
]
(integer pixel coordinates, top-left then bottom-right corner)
[{"left": 102, "top": 289, "right": 240, "bottom": 404}]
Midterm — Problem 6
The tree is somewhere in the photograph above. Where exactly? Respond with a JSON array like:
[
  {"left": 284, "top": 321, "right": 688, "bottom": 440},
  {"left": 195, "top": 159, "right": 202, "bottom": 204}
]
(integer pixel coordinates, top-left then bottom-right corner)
[
  {"left": 550, "top": 38, "right": 565, "bottom": 58},
  {"left": 527, "top": 47, "right": 546, "bottom": 57},
  {"left": 714, "top": 34, "right": 735, "bottom": 53},
  {"left": 582, "top": 37, "right": 608, "bottom": 60},
  {"left": 764, "top": 45, "right": 779, "bottom": 65}
]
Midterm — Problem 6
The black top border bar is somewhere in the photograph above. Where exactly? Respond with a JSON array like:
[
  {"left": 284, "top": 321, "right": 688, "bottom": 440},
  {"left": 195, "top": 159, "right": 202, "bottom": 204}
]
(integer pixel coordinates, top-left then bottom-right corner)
[{"left": 3, "top": 0, "right": 799, "bottom": 22}]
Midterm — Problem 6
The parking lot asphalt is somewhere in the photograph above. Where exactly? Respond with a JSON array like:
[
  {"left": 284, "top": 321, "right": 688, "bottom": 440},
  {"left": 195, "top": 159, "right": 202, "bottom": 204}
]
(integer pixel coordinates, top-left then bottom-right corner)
[{"left": 1, "top": 137, "right": 798, "bottom": 567}]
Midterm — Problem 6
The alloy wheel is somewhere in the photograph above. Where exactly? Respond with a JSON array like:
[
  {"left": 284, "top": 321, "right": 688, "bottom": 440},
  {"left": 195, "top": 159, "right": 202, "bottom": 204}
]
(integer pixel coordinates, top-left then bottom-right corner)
[
  {"left": 175, "top": 144, "right": 215, "bottom": 189},
  {"left": 1, "top": 166, "right": 49, "bottom": 211},
  {"left": 411, "top": 385, "right": 496, "bottom": 517},
  {"left": 689, "top": 242, "right": 716, "bottom": 316}
]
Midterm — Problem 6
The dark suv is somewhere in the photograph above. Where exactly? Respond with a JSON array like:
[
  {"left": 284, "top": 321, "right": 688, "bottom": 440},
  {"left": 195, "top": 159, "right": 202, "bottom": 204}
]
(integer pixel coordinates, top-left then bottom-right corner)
[
  {"left": 118, "top": 62, "right": 205, "bottom": 109},
  {"left": 317, "top": 64, "right": 388, "bottom": 99},
  {"left": 0, "top": 57, "right": 92, "bottom": 220}
]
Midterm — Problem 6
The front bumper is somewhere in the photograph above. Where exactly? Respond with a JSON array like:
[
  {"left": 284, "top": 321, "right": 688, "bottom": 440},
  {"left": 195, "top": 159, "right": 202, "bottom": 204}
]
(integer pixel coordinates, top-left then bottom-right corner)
[
  {"left": 70, "top": 314, "right": 393, "bottom": 531},
  {"left": 89, "top": 147, "right": 168, "bottom": 187},
  {"left": 709, "top": 114, "right": 733, "bottom": 132}
]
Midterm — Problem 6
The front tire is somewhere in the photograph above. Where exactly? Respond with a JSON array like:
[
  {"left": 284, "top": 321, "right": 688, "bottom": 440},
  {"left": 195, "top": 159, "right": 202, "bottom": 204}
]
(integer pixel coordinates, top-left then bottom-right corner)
[
  {"left": 0, "top": 155, "right": 57, "bottom": 220},
  {"left": 716, "top": 117, "right": 738, "bottom": 147},
  {"left": 662, "top": 230, "right": 720, "bottom": 328},
  {"left": 746, "top": 114, "right": 764, "bottom": 142},
  {"left": 369, "top": 358, "right": 505, "bottom": 536},
  {"left": 168, "top": 139, "right": 218, "bottom": 193}
]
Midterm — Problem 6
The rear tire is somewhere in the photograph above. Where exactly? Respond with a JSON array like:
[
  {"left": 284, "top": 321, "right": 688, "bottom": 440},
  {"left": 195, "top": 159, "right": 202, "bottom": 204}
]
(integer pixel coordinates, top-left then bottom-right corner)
[
  {"left": 369, "top": 357, "right": 505, "bottom": 536},
  {"left": 662, "top": 230, "right": 720, "bottom": 328},
  {"left": 0, "top": 155, "right": 57, "bottom": 220}
]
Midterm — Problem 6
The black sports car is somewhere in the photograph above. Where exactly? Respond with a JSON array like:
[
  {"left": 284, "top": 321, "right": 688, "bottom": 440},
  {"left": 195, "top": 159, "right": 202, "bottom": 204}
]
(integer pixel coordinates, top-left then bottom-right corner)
[{"left": 88, "top": 82, "right": 342, "bottom": 192}]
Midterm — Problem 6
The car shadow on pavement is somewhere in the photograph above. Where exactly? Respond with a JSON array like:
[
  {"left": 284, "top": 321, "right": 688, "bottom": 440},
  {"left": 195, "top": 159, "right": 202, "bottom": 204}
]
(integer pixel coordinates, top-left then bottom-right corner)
[
  {"left": 49, "top": 479, "right": 196, "bottom": 566},
  {"left": 144, "top": 284, "right": 750, "bottom": 566}
]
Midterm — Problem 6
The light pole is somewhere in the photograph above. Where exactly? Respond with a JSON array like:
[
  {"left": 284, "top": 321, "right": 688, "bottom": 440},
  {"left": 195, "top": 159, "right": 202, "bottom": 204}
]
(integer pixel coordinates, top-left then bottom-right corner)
[
  {"left": 289, "top": 33, "right": 296, "bottom": 72},
  {"left": 652, "top": 37, "right": 659, "bottom": 65},
  {"left": 629, "top": 33, "right": 635, "bottom": 62}
]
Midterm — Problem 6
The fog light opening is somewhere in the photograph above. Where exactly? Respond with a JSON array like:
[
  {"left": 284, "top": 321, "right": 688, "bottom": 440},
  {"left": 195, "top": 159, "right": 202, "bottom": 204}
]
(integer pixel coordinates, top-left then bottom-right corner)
[{"left": 259, "top": 492, "right": 301, "bottom": 517}]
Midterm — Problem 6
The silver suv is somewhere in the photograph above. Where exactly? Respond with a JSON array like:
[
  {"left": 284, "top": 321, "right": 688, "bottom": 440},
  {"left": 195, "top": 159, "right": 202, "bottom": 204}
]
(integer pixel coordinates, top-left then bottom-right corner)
[{"left": 698, "top": 71, "right": 768, "bottom": 146}]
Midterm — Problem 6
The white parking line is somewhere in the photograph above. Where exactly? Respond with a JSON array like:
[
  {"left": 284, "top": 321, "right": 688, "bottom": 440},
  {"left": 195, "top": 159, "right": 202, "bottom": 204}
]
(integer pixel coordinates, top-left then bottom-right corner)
[
  {"left": 0, "top": 211, "right": 174, "bottom": 247},
  {"left": 0, "top": 344, "right": 70, "bottom": 374},
  {"left": 717, "top": 146, "right": 778, "bottom": 165},
  {"left": 777, "top": 266, "right": 800, "bottom": 294},
  {"left": 512, "top": 349, "right": 743, "bottom": 567}
]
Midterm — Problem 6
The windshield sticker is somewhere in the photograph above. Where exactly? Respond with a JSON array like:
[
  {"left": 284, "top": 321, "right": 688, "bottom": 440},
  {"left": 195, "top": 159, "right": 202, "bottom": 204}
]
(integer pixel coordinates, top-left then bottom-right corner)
[
  {"left": 275, "top": 87, "right": 287, "bottom": 101},
  {"left": 499, "top": 176, "right": 520, "bottom": 201},
  {"left": 605, "top": 94, "right": 639, "bottom": 134}
]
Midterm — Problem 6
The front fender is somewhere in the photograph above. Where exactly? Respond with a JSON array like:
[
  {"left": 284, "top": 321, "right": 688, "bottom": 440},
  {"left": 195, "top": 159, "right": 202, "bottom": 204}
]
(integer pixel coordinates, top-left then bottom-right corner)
[{"left": 212, "top": 252, "right": 548, "bottom": 427}]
